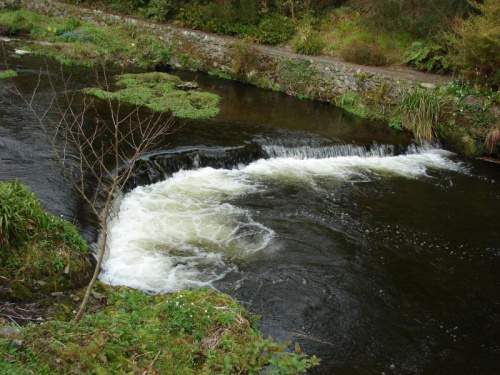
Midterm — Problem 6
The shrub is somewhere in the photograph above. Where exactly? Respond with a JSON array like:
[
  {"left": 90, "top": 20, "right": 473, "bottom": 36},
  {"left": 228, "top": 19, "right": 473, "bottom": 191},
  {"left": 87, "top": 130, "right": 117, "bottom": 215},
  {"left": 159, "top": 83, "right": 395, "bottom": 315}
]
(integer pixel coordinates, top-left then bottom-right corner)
[
  {"left": 339, "top": 38, "right": 388, "bottom": 66},
  {"left": 291, "top": 21, "right": 325, "bottom": 55},
  {"left": 403, "top": 41, "right": 449, "bottom": 72},
  {"left": 255, "top": 13, "right": 295, "bottom": 44},
  {"left": 447, "top": 0, "right": 500, "bottom": 87}
]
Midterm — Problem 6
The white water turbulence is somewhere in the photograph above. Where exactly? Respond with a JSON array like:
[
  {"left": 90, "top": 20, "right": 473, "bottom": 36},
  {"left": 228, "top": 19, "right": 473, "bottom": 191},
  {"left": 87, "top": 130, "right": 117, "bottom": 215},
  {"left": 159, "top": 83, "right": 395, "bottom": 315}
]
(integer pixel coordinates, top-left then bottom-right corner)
[
  {"left": 101, "top": 168, "right": 274, "bottom": 292},
  {"left": 101, "top": 146, "right": 464, "bottom": 292}
]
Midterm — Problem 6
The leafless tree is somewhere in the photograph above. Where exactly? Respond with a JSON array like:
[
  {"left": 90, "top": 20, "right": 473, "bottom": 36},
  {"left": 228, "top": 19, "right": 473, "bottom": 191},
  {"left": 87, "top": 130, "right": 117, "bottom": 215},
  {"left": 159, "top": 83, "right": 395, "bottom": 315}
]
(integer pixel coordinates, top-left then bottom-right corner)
[{"left": 7, "top": 65, "right": 175, "bottom": 323}]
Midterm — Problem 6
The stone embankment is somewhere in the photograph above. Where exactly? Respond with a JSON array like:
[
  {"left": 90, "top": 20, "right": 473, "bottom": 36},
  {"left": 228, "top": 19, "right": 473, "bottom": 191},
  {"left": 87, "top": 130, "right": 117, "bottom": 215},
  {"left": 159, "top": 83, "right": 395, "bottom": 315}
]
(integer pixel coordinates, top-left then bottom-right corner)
[{"left": 19, "top": 0, "right": 449, "bottom": 107}]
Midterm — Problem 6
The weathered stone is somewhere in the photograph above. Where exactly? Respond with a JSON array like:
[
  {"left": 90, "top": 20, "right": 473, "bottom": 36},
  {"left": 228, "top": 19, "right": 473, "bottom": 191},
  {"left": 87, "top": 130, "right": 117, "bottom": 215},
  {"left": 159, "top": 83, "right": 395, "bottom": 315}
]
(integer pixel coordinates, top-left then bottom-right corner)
[
  {"left": 420, "top": 82, "right": 437, "bottom": 90},
  {"left": 0, "top": 326, "right": 21, "bottom": 339}
]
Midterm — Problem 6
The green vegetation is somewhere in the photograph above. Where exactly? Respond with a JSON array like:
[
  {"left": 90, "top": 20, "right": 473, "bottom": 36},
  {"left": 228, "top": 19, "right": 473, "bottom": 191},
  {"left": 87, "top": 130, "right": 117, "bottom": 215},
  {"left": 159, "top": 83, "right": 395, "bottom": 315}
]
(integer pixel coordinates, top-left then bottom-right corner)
[
  {"left": 0, "top": 69, "right": 17, "bottom": 79},
  {"left": 85, "top": 72, "right": 220, "bottom": 119},
  {"left": 336, "top": 93, "right": 365, "bottom": 117},
  {"left": 0, "top": 9, "right": 171, "bottom": 68},
  {"left": 0, "top": 287, "right": 319, "bottom": 374},
  {"left": 397, "top": 90, "right": 441, "bottom": 144},
  {"left": 0, "top": 181, "right": 90, "bottom": 298}
]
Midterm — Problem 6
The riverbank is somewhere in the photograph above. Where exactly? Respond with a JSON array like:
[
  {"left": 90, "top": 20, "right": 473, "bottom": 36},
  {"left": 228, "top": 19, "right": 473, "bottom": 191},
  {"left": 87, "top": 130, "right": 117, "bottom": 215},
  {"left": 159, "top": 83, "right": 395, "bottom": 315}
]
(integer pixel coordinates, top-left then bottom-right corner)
[{"left": 0, "top": 0, "right": 498, "bottom": 157}]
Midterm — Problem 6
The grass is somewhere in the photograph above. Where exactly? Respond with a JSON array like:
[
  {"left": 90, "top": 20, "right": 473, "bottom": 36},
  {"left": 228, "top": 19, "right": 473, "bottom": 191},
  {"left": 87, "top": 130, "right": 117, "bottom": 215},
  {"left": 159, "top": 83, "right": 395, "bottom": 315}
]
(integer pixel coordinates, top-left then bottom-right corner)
[
  {"left": 485, "top": 126, "right": 500, "bottom": 154},
  {"left": 85, "top": 72, "right": 220, "bottom": 119},
  {"left": 0, "top": 287, "right": 320, "bottom": 374},
  {"left": 0, "top": 10, "right": 171, "bottom": 68},
  {"left": 0, "top": 181, "right": 91, "bottom": 298},
  {"left": 335, "top": 93, "right": 366, "bottom": 117},
  {"left": 0, "top": 69, "right": 17, "bottom": 79},
  {"left": 398, "top": 90, "right": 441, "bottom": 144}
]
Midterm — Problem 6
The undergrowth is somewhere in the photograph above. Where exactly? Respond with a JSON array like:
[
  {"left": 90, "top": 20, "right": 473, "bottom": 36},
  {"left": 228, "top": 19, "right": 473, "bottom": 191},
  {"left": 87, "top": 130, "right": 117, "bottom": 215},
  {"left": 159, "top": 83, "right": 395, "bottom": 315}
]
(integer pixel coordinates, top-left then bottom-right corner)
[
  {"left": 85, "top": 72, "right": 220, "bottom": 119},
  {"left": 0, "top": 10, "right": 171, "bottom": 68},
  {"left": 0, "top": 181, "right": 90, "bottom": 296},
  {"left": 0, "top": 287, "right": 320, "bottom": 374}
]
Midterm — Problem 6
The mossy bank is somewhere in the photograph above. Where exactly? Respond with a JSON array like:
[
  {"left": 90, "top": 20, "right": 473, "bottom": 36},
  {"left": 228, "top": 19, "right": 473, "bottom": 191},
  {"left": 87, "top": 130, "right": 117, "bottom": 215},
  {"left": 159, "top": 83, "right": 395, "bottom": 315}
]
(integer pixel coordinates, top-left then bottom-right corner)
[
  {"left": 2, "top": 0, "right": 498, "bottom": 157},
  {"left": 0, "top": 180, "right": 91, "bottom": 301}
]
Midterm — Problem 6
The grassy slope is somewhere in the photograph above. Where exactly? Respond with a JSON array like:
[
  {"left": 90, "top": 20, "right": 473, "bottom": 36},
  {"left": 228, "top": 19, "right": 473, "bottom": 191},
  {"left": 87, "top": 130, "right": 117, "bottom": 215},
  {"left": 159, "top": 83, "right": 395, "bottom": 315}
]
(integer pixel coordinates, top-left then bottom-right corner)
[{"left": 1, "top": 287, "right": 319, "bottom": 374}]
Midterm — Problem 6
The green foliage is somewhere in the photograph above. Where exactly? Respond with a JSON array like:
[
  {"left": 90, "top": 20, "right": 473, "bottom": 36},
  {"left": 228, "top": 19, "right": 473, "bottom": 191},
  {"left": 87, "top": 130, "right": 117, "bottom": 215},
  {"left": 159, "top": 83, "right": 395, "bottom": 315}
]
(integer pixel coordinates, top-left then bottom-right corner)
[
  {"left": 446, "top": 0, "right": 500, "bottom": 87},
  {"left": 0, "top": 181, "right": 90, "bottom": 295},
  {"left": 231, "top": 36, "right": 258, "bottom": 75},
  {"left": 291, "top": 18, "right": 325, "bottom": 55},
  {"left": 86, "top": 72, "right": 220, "bottom": 119},
  {"left": 403, "top": 41, "right": 449, "bottom": 72},
  {"left": 275, "top": 58, "right": 317, "bottom": 96},
  {"left": 0, "top": 69, "right": 17, "bottom": 79},
  {"left": 335, "top": 93, "right": 366, "bottom": 117},
  {"left": 0, "top": 288, "right": 320, "bottom": 374},
  {"left": 177, "top": 3, "right": 295, "bottom": 45},
  {"left": 209, "top": 69, "right": 233, "bottom": 80},
  {"left": 339, "top": 38, "right": 388, "bottom": 66},
  {"left": 0, "top": 10, "right": 171, "bottom": 68},
  {"left": 398, "top": 89, "right": 442, "bottom": 144}
]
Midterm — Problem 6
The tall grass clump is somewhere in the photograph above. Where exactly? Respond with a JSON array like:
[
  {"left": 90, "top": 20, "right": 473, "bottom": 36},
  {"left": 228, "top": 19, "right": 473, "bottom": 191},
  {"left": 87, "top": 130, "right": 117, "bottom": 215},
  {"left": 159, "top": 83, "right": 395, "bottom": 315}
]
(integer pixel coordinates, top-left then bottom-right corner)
[
  {"left": 485, "top": 126, "right": 500, "bottom": 155},
  {"left": 0, "top": 181, "right": 90, "bottom": 293},
  {"left": 398, "top": 90, "right": 441, "bottom": 144}
]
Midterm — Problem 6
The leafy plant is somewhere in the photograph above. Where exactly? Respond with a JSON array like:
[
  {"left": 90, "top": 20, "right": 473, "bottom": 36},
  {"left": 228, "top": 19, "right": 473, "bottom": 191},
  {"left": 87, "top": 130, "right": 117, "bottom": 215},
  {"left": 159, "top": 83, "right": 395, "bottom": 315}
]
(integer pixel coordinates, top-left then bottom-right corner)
[{"left": 403, "top": 41, "right": 449, "bottom": 72}]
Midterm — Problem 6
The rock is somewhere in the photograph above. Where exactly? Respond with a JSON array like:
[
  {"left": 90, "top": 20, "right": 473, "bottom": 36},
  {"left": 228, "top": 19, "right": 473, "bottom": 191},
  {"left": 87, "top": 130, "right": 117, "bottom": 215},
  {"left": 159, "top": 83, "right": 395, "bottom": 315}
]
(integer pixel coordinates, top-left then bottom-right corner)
[
  {"left": 0, "top": 326, "right": 21, "bottom": 339},
  {"left": 420, "top": 82, "right": 437, "bottom": 90},
  {"left": 12, "top": 339, "right": 23, "bottom": 349},
  {"left": 15, "top": 49, "right": 32, "bottom": 55},
  {"left": 51, "top": 292, "right": 64, "bottom": 297},
  {"left": 35, "top": 280, "right": 47, "bottom": 287},
  {"left": 176, "top": 81, "right": 198, "bottom": 90}
]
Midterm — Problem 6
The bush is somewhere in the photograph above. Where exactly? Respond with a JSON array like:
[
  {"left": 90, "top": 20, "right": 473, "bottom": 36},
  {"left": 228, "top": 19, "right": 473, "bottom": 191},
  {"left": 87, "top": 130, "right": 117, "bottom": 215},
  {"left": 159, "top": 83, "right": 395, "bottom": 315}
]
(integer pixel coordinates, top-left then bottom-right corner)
[
  {"left": 291, "top": 19, "right": 325, "bottom": 55},
  {"left": 403, "top": 41, "right": 449, "bottom": 72},
  {"left": 447, "top": 0, "right": 500, "bottom": 87},
  {"left": 339, "top": 38, "right": 388, "bottom": 66}
]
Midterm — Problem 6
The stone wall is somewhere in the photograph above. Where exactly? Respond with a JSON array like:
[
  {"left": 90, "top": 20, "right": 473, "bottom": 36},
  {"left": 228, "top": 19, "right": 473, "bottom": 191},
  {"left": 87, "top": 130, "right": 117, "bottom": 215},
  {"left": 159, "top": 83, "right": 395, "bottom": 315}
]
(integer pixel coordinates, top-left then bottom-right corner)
[{"left": 18, "top": 0, "right": 448, "bottom": 110}]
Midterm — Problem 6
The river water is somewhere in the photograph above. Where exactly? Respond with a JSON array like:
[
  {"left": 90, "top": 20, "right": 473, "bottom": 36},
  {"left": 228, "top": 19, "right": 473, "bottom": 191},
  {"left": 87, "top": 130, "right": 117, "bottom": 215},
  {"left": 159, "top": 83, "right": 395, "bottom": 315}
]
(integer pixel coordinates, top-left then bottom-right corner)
[{"left": 1, "top": 46, "right": 500, "bottom": 374}]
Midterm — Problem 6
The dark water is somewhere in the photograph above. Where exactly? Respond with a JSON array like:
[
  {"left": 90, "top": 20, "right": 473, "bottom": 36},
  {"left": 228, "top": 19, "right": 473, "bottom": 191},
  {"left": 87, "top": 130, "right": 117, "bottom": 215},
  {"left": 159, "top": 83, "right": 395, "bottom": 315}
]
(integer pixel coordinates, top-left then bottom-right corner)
[{"left": 1, "top": 45, "right": 499, "bottom": 374}]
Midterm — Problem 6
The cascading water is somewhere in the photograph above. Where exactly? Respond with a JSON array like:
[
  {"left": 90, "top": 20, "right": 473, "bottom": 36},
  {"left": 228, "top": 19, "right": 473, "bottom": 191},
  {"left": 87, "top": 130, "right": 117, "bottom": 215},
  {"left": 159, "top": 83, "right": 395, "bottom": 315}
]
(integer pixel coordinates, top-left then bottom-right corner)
[{"left": 101, "top": 143, "right": 464, "bottom": 293}]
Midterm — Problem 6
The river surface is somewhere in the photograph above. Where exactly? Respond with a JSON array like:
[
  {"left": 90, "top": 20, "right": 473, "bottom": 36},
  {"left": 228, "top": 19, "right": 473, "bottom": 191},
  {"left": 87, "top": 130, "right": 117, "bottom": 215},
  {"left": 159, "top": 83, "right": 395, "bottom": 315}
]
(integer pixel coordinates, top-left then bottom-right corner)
[{"left": 1, "top": 45, "right": 500, "bottom": 374}]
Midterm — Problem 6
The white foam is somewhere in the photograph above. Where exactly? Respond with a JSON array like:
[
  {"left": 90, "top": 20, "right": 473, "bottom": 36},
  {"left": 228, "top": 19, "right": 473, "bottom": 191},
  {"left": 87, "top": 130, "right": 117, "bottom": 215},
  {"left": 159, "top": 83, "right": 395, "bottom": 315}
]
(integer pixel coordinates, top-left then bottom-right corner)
[{"left": 100, "top": 148, "right": 464, "bottom": 292}]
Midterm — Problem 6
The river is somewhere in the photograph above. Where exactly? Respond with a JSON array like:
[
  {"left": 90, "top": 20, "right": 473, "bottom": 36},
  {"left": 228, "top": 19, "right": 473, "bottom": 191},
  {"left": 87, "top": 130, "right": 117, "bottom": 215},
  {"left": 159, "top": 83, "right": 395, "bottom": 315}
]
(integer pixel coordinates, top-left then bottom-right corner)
[{"left": 1, "top": 45, "right": 499, "bottom": 374}]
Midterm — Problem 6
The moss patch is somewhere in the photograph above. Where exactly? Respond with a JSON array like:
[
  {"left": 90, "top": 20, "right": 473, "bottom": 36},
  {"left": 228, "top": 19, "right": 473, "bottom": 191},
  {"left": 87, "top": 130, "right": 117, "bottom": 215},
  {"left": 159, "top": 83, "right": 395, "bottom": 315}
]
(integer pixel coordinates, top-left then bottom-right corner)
[
  {"left": 86, "top": 72, "right": 220, "bottom": 119},
  {"left": 0, "top": 180, "right": 91, "bottom": 299},
  {"left": 0, "top": 287, "right": 319, "bottom": 374},
  {"left": 0, "top": 69, "right": 17, "bottom": 79}
]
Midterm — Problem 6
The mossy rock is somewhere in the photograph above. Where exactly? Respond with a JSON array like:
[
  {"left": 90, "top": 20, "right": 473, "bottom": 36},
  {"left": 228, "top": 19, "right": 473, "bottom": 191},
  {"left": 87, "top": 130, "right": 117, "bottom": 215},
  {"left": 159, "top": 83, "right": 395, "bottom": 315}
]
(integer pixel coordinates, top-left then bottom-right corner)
[
  {"left": 0, "top": 279, "right": 33, "bottom": 302},
  {"left": 85, "top": 72, "right": 220, "bottom": 119}
]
